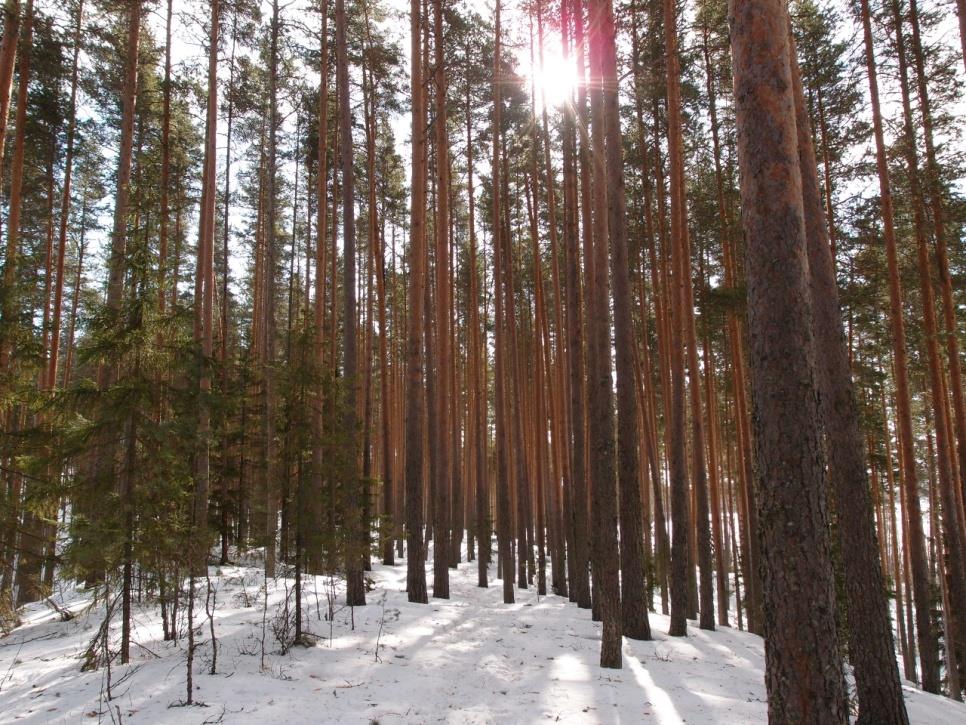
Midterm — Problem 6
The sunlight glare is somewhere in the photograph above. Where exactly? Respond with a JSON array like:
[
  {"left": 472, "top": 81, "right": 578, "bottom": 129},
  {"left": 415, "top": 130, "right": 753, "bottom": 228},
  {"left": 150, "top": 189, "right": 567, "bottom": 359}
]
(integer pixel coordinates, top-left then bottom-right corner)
[{"left": 528, "top": 41, "right": 578, "bottom": 111}]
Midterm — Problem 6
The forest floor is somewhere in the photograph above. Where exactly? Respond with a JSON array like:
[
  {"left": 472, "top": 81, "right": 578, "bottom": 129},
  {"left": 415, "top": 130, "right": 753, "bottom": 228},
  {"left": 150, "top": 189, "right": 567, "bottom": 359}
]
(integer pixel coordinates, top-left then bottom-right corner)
[{"left": 1, "top": 549, "right": 964, "bottom": 724}]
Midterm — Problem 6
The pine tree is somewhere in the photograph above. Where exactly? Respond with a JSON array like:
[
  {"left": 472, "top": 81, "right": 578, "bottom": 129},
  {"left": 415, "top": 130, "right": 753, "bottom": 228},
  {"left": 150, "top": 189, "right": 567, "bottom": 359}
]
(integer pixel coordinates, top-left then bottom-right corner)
[
  {"left": 729, "top": 0, "right": 847, "bottom": 718},
  {"left": 405, "top": 0, "right": 429, "bottom": 605}
]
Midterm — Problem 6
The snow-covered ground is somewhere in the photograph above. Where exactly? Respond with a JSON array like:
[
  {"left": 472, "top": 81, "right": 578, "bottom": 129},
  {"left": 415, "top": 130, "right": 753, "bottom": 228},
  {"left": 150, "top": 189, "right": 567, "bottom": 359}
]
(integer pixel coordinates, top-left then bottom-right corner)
[{"left": 1, "top": 552, "right": 963, "bottom": 724}]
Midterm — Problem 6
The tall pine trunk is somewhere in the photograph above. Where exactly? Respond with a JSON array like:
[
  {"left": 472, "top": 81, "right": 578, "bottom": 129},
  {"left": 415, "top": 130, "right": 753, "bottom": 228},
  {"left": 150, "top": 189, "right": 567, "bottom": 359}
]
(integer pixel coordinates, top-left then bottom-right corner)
[
  {"left": 594, "top": 0, "right": 649, "bottom": 643},
  {"left": 263, "top": 0, "right": 280, "bottom": 578},
  {"left": 0, "top": 0, "right": 21, "bottom": 230},
  {"left": 405, "top": 0, "right": 429, "bottom": 604},
  {"left": 560, "top": 0, "right": 590, "bottom": 610},
  {"left": 192, "top": 0, "right": 219, "bottom": 573},
  {"left": 857, "top": 0, "right": 939, "bottom": 691},
  {"left": 788, "top": 21, "right": 909, "bottom": 723},
  {"left": 336, "top": 0, "right": 364, "bottom": 607},
  {"left": 890, "top": 0, "right": 966, "bottom": 695},
  {"left": 431, "top": 0, "right": 451, "bottom": 598},
  {"left": 663, "top": 0, "right": 691, "bottom": 639},
  {"left": 585, "top": 0, "right": 622, "bottom": 668},
  {"left": 729, "top": 0, "right": 847, "bottom": 719},
  {"left": 0, "top": 0, "right": 31, "bottom": 372},
  {"left": 46, "top": 0, "right": 83, "bottom": 390}
]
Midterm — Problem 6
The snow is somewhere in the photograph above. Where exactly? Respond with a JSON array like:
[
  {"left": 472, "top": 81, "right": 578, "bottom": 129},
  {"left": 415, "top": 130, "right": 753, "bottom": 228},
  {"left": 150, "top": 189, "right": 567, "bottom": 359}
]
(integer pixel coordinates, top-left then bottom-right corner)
[{"left": 1, "top": 551, "right": 964, "bottom": 724}]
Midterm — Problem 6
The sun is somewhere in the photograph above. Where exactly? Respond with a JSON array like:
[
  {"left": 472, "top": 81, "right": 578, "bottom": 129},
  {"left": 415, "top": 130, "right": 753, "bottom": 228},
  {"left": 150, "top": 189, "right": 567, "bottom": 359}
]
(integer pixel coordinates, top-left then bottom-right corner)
[{"left": 526, "top": 39, "right": 578, "bottom": 111}]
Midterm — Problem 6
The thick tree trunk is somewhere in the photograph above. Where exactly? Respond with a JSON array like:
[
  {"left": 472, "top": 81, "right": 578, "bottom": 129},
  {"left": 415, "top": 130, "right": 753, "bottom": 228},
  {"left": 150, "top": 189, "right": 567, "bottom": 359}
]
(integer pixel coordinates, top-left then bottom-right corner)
[
  {"left": 788, "top": 23, "right": 909, "bottom": 724},
  {"left": 729, "top": 0, "right": 847, "bottom": 720}
]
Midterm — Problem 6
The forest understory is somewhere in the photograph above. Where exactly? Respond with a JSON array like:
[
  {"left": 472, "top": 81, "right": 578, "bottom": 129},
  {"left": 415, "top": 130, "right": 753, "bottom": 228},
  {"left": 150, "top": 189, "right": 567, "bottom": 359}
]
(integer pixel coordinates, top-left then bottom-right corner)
[{"left": 1, "top": 543, "right": 965, "bottom": 724}]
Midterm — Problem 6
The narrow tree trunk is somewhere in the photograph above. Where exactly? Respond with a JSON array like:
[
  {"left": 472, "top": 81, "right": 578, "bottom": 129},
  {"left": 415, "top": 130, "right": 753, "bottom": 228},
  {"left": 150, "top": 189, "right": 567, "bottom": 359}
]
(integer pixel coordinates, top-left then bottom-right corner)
[
  {"left": 158, "top": 0, "right": 173, "bottom": 317},
  {"left": 263, "top": 0, "right": 280, "bottom": 578},
  {"left": 405, "top": 0, "right": 428, "bottom": 604},
  {"left": 560, "top": 0, "right": 590, "bottom": 610},
  {"left": 336, "top": 0, "right": 364, "bottom": 607},
  {"left": 0, "top": 0, "right": 21, "bottom": 213},
  {"left": 908, "top": 0, "right": 966, "bottom": 518},
  {"left": 491, "top": 0, "right": 514, "bottom": 606},
  {"left": 592, "top": 0, "right": 649, "bottom": 643},
  {"left": 431, "top": 0, "right": 451, "bottom": 598},
  {"left": 63, "top": 199, "right": 86, "bottom": 388},
  {"left": 585, "top": 0, "right": 622, "bottom": 668},
  {"left": 630, "top": 5, "right": 670, "bottom": 613},
  {"left": 0, "top": 0, "right": 32, "bottom": 371},
  {"left": 193, "top": 0, "right": 219, "bottom": 574},
  {"left": 46, "top": 0, "right": 84, "bottom": 390},
  {"left": 310, "top": 0, "right": 330, "bottom": 575},
  {"left": 663, "top": 0, "right": 691, "bottom": 639},
  {"left": 858, "top": 0, "right": 939, "bottom": 691},
  {"left": 890, "top": 0, "right": 966, "bottom": 695},
  {"left": 104, "top": 0, "right": 141, "bottom": 324},
  {"left": 464, "top": 53, "right": 488, "bottom": 589},
  {"left": 884, "top": 423, "right": 916, "bottom": 681}
]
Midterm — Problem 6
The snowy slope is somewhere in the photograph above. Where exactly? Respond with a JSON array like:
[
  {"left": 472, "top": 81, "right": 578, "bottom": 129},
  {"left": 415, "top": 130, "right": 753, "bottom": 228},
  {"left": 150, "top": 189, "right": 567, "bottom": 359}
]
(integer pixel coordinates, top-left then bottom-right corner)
[{"left": 1, "top": 553, "right": 963, "bottom": 724}]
